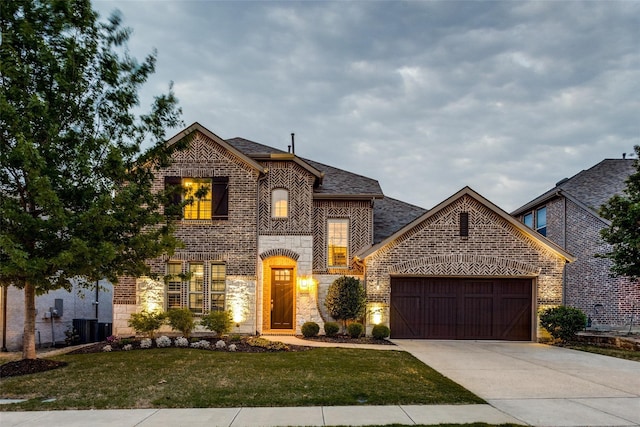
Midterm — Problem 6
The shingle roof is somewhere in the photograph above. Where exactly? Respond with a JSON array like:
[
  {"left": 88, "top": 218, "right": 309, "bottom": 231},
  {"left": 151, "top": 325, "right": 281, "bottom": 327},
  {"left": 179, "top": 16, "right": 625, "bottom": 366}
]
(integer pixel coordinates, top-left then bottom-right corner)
[
  {"left": 226, "top": 137, "right": 288, "bottom": 155},
  {"left": 226, "top": 137, "right": 382, "bottom": 197},
  {"left": 512, "top": 159, "right": 635, "bottom": 215},
  {"left": 373, "top": 197, "right": 428, "bottom": 244},
  {"left": 301, "top": 158, "right": 383, "bottom": 198}
]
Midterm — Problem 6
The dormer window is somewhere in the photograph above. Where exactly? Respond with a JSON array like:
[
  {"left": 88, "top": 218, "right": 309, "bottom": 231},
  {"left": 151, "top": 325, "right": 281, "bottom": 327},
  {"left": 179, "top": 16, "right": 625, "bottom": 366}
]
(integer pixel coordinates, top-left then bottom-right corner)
[{"left": 272, "top": 189, "right": 288, "bottom": 218}]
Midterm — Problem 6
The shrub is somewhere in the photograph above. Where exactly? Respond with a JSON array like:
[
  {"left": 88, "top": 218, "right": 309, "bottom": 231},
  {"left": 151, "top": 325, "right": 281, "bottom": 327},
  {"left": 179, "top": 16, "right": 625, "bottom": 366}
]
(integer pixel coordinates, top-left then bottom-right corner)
[
  {"left": 200, "top": 310, "right": 233, "bottom": 336},
  {"left": 102, "top": 345, "right": 112, "bottom": 352},
  {"left": 371, "top": 324, "right": 390, "bottom": 340},
  {"left": 166, "top": 308, "right": 196, "bottom": 338},
  {"left": 301, "top": 321, "right": 320, "bottom": 337},
  {"left": 128, "top": 311, "right": 166, "bottom": 338},
  {"left": 174, "top": 337, "right": 189, "bottom": 347},
  {"left": 247, "top": 337, "right": 289, "bottom": 351},
  {"left": 122, "top": 344, "right": 133, "bottom": 351},
  {"left": 229, "top": 344, "right": 237, "bottom": 352},
  {"left": 215, "top": 340, "right": 227, "bottom": 349},
  {"left": 140, "top": 338, "right": 152, "bottom": 349},
  {"left": 230, "top": 334, "right": 242, "bottom": 342},
  {"left": 190, "top": 340, "right": 211, "bottom": 349},
  {"left": 155, "top": 335, "right": 172, "bottom": 348},
  {"left": 324, "top": 321, "right": 340, "bottom": 337},
  {"left": 347, "top": 322, "right": 364, "bottom": 338},
  {"left": 325, "top": 276, "right": 366, "bottom": 331},
  {"left": 539, "top": 305, "right": 587, "bottom": 342}
]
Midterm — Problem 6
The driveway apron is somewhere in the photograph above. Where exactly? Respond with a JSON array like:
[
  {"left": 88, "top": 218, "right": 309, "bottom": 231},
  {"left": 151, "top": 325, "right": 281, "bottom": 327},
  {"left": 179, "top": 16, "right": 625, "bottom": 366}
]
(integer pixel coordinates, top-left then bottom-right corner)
[{"left": 394, "top": 340, "right": 640, "bottom": 426}]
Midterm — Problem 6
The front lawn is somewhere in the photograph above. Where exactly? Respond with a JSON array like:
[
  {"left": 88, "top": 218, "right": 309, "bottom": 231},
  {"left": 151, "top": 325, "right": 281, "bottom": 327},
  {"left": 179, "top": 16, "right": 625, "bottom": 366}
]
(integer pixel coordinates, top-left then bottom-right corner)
[{"left": 0, "top": 347, "right": 483, "bottom": 410}]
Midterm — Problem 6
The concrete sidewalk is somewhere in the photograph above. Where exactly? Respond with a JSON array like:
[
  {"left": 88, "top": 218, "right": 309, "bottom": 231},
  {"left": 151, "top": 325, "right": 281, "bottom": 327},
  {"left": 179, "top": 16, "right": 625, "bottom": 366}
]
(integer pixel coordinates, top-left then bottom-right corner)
[{"left": 0, "top": 404, "right": 522, "bottom": 427}]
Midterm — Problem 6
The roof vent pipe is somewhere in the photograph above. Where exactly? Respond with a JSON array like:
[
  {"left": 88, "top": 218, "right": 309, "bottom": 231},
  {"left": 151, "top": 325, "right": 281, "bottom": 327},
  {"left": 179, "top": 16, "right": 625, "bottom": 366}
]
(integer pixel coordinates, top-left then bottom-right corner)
[
  {"left": 291, "top": 133, "right": 295, "bottom": 154},
  {"left": 623, "top": 153, "right": 626, "bottom": 159}
]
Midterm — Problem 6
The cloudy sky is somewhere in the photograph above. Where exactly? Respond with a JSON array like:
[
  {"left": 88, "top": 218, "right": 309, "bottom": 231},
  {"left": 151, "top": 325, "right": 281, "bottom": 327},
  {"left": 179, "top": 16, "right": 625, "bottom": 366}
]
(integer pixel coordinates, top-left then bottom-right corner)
[{"left": 92, "top": 0, "right": 639, "bottom": 212}]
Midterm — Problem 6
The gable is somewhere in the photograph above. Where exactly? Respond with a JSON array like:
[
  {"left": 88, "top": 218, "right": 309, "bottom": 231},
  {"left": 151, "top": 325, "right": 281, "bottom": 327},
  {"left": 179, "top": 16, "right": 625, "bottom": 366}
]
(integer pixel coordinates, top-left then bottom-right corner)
[{"left": 359, "top": 187, "right": 573, "bottom": 264}]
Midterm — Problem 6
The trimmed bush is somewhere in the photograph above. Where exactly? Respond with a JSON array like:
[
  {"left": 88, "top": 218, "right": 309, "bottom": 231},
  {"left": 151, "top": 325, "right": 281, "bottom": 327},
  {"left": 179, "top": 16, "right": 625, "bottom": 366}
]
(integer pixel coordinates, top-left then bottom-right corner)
[
  {"left": 301, "top": 321, "right": 320, "bottom": 337},
  {"left": 347, "top": 322, "right": 364, "bottom": 338},
  {"left": 371, "top": 324, "right": 390, "bottom": 340},
  {"left": 128, "top": 311, "right": 166, "bottom": 338},
  {"left": 201, "top": 310, "right": 233, "bottom": 336},
  {"left": 539, "top": 305, "right": 587, "bottom": 342},
  {"left": 166, "top": 308, "right": 196, "bottom": 338},
  {"left": 325, "top": 276, "right": 366, "bottom": 331},
  {"left": 324, "top": 321, "right": 340, "bottom": 337}
]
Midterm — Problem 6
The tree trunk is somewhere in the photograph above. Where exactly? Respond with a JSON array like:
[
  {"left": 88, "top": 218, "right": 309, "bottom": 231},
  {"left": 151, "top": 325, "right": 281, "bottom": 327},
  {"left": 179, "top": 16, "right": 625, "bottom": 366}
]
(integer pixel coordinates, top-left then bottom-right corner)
[{"left": 22, "top": 282, "right": 37, "bottom": 359}]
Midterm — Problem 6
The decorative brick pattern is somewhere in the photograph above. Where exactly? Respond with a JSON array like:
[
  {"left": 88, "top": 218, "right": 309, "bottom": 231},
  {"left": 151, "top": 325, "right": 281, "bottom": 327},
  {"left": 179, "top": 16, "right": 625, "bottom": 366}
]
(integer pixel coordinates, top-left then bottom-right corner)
[
  {"left": 259, "top": 248, "right": 300, "bottom": 261},
  {"left": 364, "top": 195, "right": 566, "bottom": 315},
  {"left": 259, "top": 162, "right": 315, "bottom": 235},
  {"left": 312, "top": 200, "right": 373, "bottom": 273}
]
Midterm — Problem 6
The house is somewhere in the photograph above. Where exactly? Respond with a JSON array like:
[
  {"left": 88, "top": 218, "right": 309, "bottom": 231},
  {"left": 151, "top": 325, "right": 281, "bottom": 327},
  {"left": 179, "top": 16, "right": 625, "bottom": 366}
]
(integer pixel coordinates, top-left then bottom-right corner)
[
  {"left": 512, "top": 158, "right": 639, "bottom": 330},
  {"left": 0, "top": 280, "right": 113, "bottom": 351},
  {"left": 113, "top": 122, "right": 573, "bottom": 341}
]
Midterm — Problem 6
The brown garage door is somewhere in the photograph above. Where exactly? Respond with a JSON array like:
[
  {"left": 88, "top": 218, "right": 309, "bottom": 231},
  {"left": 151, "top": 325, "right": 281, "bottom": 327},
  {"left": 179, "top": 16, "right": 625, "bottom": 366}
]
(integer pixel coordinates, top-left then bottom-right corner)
[{"left": 390, "top": 277, "right": 532, "bottom": 340}]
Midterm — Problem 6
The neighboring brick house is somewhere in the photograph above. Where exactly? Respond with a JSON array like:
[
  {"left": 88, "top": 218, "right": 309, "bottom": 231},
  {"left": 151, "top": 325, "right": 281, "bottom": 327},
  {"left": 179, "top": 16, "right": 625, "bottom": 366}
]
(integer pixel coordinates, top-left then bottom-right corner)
[
  {"left": 512, "top": 158, "right": 639, "bottom": 329},
  {"left": 113, "top": 122, "right": 573, "bottom": 341}
]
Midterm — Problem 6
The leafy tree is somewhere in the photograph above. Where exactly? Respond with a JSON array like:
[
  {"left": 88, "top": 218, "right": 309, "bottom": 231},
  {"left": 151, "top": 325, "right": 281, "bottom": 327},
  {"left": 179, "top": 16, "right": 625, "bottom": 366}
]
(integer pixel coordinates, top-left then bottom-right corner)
[
  {"left": 0, "top": 0, "right": 184, "bottom": 359},
  {"left": 599, "top": 145, "right": 640, "bottom": 279},
  {"left": 324, "top": 276, "right": 366, "bottom": 331}
]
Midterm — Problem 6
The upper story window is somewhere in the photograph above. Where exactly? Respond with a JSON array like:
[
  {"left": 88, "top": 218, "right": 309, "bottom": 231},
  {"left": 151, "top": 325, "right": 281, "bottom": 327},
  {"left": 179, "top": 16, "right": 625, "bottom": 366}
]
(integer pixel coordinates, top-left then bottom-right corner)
[
  {"left": 327, "top": 218, "right": 349, "bottom": 268},
  {"left": 271, "top": 188, "right": 288, "bottom": 218},
  {"left": 164, "top": 176, "right": 229, "bottom": 220},
  {"left": 522, "top": 207, "right": 546, "bottom": 237},
  {"left": 535, "top": 207, "right": 547, "bottom": 236}
]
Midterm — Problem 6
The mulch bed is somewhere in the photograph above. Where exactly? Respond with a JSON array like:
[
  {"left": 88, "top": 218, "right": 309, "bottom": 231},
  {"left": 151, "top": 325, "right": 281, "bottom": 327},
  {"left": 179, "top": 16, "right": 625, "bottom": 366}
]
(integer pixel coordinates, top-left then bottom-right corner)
[
  {"left": 300, "top": 335, "right": 395, "bottom": 345},
  {"left": 0, "top": 359, "right": 68, "bottom": 378}
]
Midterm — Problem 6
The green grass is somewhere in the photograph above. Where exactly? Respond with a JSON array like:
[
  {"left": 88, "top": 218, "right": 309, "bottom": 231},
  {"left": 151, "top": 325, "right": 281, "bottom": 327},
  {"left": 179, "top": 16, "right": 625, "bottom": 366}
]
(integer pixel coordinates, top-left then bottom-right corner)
[
  {"left": 565, "top": 343, "right": 640, "bottom": 361},
  {"left": 0, "top": 347, "right": 483, "bottom": 410}
]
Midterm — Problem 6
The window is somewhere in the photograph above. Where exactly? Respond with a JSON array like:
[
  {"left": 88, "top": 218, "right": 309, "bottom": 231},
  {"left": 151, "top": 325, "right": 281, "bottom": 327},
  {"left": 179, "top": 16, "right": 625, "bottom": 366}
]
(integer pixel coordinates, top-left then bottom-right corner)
[
  {"left": 536, "top": 207, "right": 547, "bottom": 236},
  {"left": 210, "top": 263, "right": 226, "bottom": 312},
  {"left": 166, "top": 262, "right": 183, "bottom": 310},
  {"left": 164, "top": 176, "right": 229, "bottom": 220},
  {"left": 189, "top": 263, "right": 204, "bottom": 314},
  {"left": 271, "top": 189, "right": 288, "bottom": 218},
  {"left": 327, "top": 219, "right": 349, "bottom": 267},
  {"left": 183, "top": 178, "right": 212, "bottom": 219},
  {"left": 522, "top": 207, "right": 546, "bottom": 236},
  {"left": 459, "top": 212, "right": 469, "bottom": 237}
]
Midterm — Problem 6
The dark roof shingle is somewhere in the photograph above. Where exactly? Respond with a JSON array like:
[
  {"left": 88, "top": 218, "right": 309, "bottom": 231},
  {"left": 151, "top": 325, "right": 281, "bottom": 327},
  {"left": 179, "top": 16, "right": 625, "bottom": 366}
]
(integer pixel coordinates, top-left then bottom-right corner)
[{"left": 373, "top": 197, "right": 427, "bottom": 244}]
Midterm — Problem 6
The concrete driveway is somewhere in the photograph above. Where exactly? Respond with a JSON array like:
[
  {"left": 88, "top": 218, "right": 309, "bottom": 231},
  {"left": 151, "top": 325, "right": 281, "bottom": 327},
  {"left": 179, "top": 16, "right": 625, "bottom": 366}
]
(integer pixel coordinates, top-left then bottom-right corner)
[{"left": 394, "top": 340, "right": 640, "bottom": 426}]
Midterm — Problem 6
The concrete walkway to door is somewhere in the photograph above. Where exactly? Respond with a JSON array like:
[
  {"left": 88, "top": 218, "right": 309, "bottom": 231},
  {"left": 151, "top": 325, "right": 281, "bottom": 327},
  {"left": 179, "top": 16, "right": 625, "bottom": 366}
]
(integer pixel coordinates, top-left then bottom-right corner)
[{"left": 394, "top": 340, "right": 640, "bottom": 426}]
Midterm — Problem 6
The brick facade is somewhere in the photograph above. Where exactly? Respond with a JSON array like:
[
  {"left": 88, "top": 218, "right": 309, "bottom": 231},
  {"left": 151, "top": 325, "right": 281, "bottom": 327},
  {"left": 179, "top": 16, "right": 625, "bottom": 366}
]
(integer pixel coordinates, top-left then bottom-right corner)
[{"left": 362, "top": 193, "right": 567, "bottom": 337}]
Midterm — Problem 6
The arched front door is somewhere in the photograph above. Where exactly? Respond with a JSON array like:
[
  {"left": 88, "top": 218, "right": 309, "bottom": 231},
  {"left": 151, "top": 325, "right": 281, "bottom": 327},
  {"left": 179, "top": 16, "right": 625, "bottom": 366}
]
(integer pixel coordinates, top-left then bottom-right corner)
[{"left": 271, "top": 268, "right": 293, "bottom": 329}]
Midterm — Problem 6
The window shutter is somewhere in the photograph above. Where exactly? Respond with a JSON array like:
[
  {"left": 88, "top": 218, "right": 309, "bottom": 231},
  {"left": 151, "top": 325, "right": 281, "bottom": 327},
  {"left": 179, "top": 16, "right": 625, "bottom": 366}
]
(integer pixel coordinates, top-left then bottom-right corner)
[
  {"left": 164, "top": 176, "right": 183, "bottom": 219},
  {"left": 459, "top": 212, "right": 469, "bottom": 237},
  {"left": 212, "top": 177, "right": 229, "bottom": 219}
]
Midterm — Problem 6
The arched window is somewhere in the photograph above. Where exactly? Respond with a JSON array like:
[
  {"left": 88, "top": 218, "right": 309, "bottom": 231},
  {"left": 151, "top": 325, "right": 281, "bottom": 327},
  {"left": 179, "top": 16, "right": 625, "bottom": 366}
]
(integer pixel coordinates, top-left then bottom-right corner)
[{"left": 272, "top": 189, "right": 288, "bottom": 218}]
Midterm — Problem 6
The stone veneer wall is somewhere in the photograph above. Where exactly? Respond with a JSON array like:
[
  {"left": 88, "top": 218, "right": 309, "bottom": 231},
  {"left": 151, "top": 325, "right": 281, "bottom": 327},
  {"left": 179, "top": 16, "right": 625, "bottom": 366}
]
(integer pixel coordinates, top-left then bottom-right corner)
[
  {"left": 258, "top": 235, "right": 317, "bottom": 333},
  {"left": 364, "top": 195, "right": 567, "bottom": 337}
]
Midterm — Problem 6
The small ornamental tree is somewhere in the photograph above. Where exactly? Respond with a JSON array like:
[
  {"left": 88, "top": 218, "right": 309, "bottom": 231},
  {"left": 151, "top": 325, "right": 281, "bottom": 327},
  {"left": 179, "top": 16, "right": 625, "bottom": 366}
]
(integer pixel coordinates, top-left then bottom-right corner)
[{"left": 324, "top": 276, "right": 366, "bottom": 331}]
